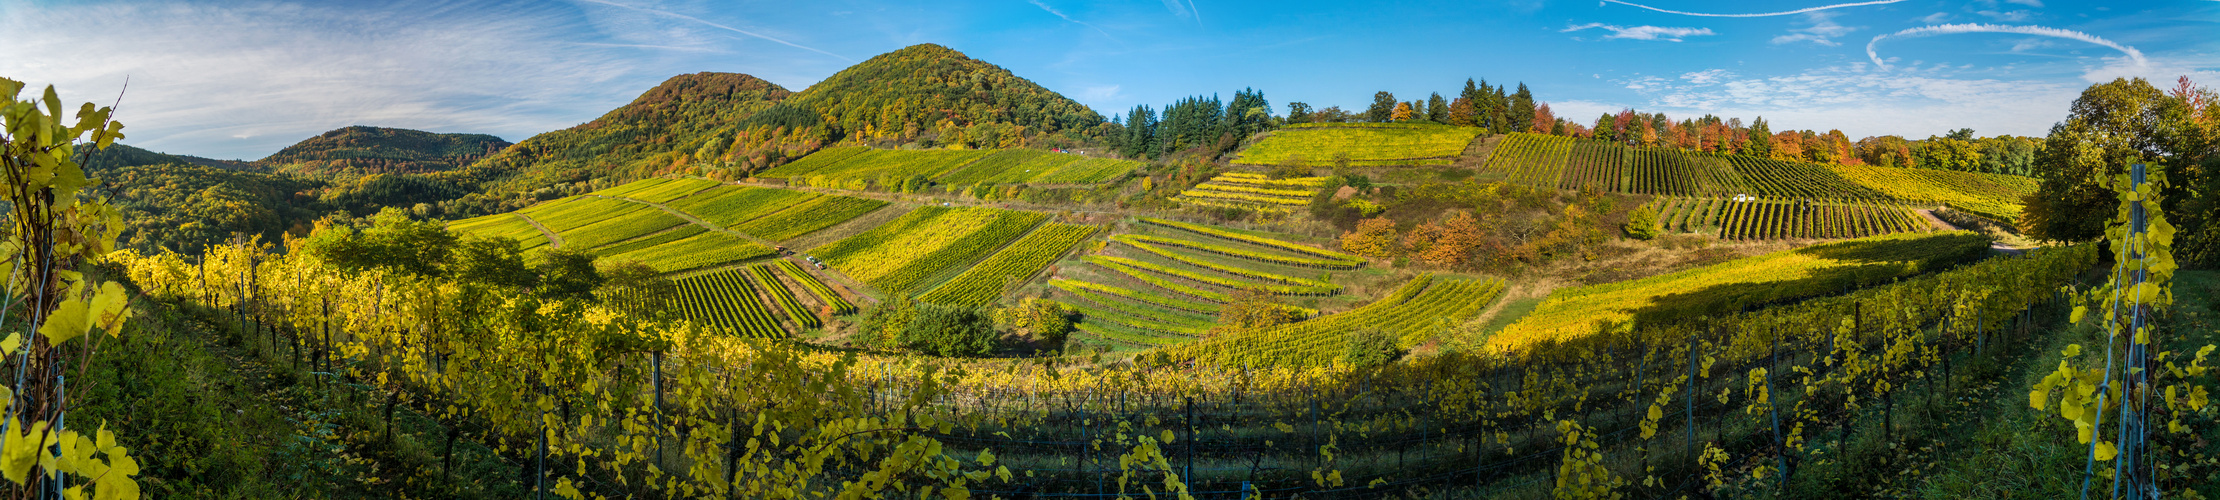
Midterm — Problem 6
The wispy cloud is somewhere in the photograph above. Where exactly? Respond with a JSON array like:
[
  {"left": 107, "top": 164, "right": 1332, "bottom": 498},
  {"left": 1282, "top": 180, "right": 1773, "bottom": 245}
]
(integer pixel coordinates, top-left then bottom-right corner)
[
  {"left": 1619, "top": 64, "right": 2078, "bottom": 137},
  {"left": 1027, "top": 0, "right": 1118, "bottom": 41},
  {"left": 1160, "top": 0, "right": 1201, "bottom": 24},
  {"left": 1866, "top": 23, "right": 2146, "bottom": 70},
  {"left": 1563, "top": 23, "right": 1716, "bottom": 42},
  {"left": 1601, "top": 0, "right": 1908, "bottom": 18},
  {"left": 573, "top": 0, "right": 852, "bottom": 62},
  {"left": 1771, "top": 12, "right": 1856, "bottom": 46},
  {"left": 0, "top": 0, "right": 646, "bottom": 160}
]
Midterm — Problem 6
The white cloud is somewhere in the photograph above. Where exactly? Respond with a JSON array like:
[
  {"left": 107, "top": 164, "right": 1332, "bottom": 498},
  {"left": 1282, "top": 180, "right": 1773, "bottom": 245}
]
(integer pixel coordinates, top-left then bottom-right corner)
[
  {"left": 1919, "top": 12, "right": 1953, "bottom": 23},
  {"left": 1771, "top": 12, "right": 1856, "bottom": 46},
  {"left": 1563, "top": 23, "right": 1717, "bottom": 42},
  {"left": 2004, "top": 0, "right": 2044, "bottom": 6},
  {"left": 0, "top": 1, "right": 655, "bottom": 160},
  {"left": 1080, "top": 84, "right": 1123, "bottom": 100},
  {"left": 1975, "top": 10, "right": 2034, "bottom": 22},
  {"left": 1623, "top": 76, "right": 1670, "bottom": 91},
  {"left": 1027, "top": 0, "right": 1117, "bottom": 41},
  {"left": 1866, "top": 23, "right": 2146, "bottom": 71},
  {"left": 1622, "top": 64, "right": 2079, "bottom": 137},
  {"left": 1681, "top": 69, "right": 1735, "bottom": 85},
  {"left": 1601, "top": 0, "right": 1908, "bottom": 18}
]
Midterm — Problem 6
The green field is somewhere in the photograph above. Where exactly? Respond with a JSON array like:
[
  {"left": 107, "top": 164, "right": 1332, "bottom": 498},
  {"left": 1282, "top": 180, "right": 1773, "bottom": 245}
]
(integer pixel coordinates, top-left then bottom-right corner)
[
  {"left": 1233, "top": 123, "right": 1483, "bottom": 167},
  {"left": 810, "top": 206, "right": 1048, "bottom": 295}
]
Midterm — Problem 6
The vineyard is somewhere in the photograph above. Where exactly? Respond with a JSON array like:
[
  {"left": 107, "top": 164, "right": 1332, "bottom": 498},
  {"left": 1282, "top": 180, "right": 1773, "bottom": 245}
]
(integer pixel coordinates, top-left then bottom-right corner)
[
  {"left": 1046, "top": 217, "right": 1367, "bottom": 349},
  {"left": 1149, "top": 274, "right": 1509, "bottom": 366},
  {"left": 916, "top": 223, "right": 1099, "bottom": 307},
  {"left": 1169, "top": 172, "right": 1329, "bottom": 212},
  {"left": 1646, "top": 197, "right": 1932, "bottom": 240},
  {"left": 667, "top": 267, "right": 789, "bottom": 338},
  {"left": 759, "top": 146, "right": 992, "bottom": 188},
  {"left": 1487, "top": 231, "right": 1992, "bottom": 351},
  {"left": 115, "top": 225, "right": 2146, "bottom": 498},
  {"left": 1482, "top": 133, "right": 2036, "bottom": 221},
  {"left": 1233, "top": 123, "right": 1483, "bottom": 167},
  {"left": 810, "top": 206, "right": 1049, "bottom": 295},
  {"left": 447, "top": 213, "right": 552, "bottom": 249},
  {"left": 933, "top": 148, "right": 1142, "bottom": 185},
  {"left": 760, "top": 146, "right": 1138, "bottom": 189},
  {"left": 1825, "top": 163, "right": 2040, "bottom": 222}
]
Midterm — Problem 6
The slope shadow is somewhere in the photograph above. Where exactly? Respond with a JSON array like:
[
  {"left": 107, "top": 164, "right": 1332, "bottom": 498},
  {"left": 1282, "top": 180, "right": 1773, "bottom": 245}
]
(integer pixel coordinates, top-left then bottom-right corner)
[{"left": 1621, "top": 233, "right": 1991, "bottom": 331}]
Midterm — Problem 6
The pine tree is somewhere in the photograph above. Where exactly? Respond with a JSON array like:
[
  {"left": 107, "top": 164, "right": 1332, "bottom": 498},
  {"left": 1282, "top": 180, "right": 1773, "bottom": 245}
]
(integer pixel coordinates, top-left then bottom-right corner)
[
  {"left": 1511, "top": 83, "right": 1537, "bottom": 133},
  {"left": 1427, "top": 93, "right": 1449, "bottom": 123}
]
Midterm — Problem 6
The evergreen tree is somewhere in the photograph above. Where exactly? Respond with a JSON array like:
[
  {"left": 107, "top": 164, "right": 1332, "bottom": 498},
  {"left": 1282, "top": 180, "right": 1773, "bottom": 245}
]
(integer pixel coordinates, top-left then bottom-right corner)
[
  {"left": 1366, "top": 91, "right": 1398, "bottom": 123},
  {"left": 1227, "top": 88, "right": 1273, "bottom": 138},
  {"left": 1122, "top": 105, "right": 1159, "bottom": 159},
  {"left": 1511, "top": 83, "right": 1536, "bottom": 133},
  {"left": 1746, "top": 116, "right": 1775, "bottom": 159},
  {"left": 1593, "top": 114, "right": 1616, "bottom": 143},
  {"left": 1426, "top": 93, "right": 1450, "bottom": 123}
]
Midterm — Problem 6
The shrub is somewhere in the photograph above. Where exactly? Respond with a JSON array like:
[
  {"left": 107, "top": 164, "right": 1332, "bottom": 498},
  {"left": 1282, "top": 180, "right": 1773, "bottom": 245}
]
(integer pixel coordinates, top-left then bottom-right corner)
[
  {"left": 1624, "top": 204, "right": 1662, "bottom": 240},
  {"left": 1340, "top": 327, "right": 1403, "bottom": 368}
]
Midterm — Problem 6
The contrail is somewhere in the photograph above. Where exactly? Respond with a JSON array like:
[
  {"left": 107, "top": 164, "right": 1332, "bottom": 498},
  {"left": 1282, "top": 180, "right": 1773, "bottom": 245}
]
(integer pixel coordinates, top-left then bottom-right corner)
[
  {"left": 575, "top": 0, "right": 852, "bottom": 62},
  {"left": 1866, "top": 23, "right": 2146, "bottom": 70},
  {"left": 1028, "top": 0, "right": 1119, "bottom": 41},
  {"left": 1600, "top": 0, "right": 1908, "bottom": 17}
]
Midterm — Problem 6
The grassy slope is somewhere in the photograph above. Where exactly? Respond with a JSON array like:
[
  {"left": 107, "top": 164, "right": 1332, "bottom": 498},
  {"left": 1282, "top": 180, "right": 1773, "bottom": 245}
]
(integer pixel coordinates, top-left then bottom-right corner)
[{"left": 1487, "top": 231, "right": 1991, "bottom": 351}]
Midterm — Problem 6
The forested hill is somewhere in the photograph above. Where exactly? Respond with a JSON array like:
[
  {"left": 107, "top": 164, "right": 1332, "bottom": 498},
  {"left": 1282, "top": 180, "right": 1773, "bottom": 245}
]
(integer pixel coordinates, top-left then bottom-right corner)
[
  {"left": 779, "top": 43, "right": 1107, "bottom": 147},
  {"left": 260, "top": 125, "right": 510, "bottom": 177},
  {"left": 445, "top": 71, "right": 793, "bottom": 214},
  {"left": 445, "top": 43, "right": 1112, "bottom": 216},
  {"left": 82, "top": 143, "right": 254, "bottom": 171}
]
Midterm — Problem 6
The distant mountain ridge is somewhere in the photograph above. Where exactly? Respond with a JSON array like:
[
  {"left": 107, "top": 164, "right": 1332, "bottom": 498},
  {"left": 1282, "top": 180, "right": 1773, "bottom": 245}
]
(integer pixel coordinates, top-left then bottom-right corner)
[{"left": 260, "top": 126, "right": 511, "bottom": 177}]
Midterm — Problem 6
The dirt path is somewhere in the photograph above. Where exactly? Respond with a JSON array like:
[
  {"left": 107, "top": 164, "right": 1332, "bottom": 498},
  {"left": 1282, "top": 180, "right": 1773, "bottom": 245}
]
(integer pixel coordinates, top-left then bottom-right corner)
[
  {"left": 514, "top": 213, "right": 564, "bottom": 248},
  {"left": 1917, "top": 208, "right": 2033, "bottom": 255},
  {"left": 1913, "top": 209, "right": 1960, "bottom": 231}
]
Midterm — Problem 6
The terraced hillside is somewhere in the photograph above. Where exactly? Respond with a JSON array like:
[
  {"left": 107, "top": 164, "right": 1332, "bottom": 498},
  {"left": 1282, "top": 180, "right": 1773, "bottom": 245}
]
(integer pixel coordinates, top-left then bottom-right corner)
[
  {"left": 1483, "top": 132, "right": 2038, "bottom": 223},
  {"left": 448, "top": 177, "right": 893, "bottom": 338},
  {"left": 1169, "top": 172, "right": 1330, "bottom": 213},
  {"left": 1045, "top": 217, "right": 1369, "bottom": 349},
  {"left": 809, "top": 206, "right": 1051, "bottom": 296},
  {"left": 1234, "top": 123, "right": 1484, "bottom": 167}
]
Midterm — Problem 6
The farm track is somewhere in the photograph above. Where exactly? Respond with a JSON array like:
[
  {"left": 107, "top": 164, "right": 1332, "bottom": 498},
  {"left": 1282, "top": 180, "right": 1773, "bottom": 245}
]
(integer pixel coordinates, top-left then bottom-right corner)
[
  {"left": 514, "top": 212, "right": 564, "bottom": 248},
  {"left": 1454, "top": 134, "right": 1501, "bottom": 170}
]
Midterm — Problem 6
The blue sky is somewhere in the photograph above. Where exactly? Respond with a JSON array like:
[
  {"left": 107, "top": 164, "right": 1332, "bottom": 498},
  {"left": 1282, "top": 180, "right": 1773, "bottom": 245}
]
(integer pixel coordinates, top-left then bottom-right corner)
[{"left": 2, "top": 0, "right": 2215, "bottom": 160}]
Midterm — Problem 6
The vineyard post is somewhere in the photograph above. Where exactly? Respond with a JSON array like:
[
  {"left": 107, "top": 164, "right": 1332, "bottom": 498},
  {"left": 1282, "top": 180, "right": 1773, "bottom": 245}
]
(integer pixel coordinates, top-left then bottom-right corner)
[
  {"left": 1769, "top": 327, "right": 1788, "bottom": 487},
  {"left": 654, "top": 350, "right": 665, "bottom": 475},
  {"left": 1685, "top": 335, "right": 1698, "bottom": 461},
  {"left": 1185, "top": 396, "right": 1194, "bottom": 488}
]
